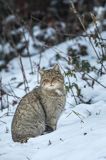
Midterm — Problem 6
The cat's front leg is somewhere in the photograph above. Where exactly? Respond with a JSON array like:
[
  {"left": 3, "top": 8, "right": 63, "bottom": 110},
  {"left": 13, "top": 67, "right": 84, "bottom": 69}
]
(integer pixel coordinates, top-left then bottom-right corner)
[{"left": 46, "top": 117, "right": 57, "bottom": 132}]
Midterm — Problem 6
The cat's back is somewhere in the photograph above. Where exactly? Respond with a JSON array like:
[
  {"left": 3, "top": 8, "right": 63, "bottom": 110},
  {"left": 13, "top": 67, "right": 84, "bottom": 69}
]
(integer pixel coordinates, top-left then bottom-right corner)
[{"left": 13, "top": 87, "right": 41, "bottom": 115}]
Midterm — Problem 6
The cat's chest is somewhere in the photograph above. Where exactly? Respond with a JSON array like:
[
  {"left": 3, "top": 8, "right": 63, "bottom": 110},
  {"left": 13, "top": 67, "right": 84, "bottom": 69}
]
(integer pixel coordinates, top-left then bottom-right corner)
[
  {"left": 41, "top": 94, "right": 60, "bottom": 105},
  {"left": 39, "top": 89, "right": 66, "bottom": 108},
  {"left": 41, "top": 92, "right": 65, "bottom": 109}
]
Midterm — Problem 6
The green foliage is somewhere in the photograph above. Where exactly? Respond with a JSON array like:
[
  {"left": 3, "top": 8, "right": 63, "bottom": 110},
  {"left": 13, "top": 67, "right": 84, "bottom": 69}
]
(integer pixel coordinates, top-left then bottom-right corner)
[
  {"left": 65, "top": 70, "right": 76, "bottom": 79},
  {"left": 65, "top": 82, "right": 81, "bottom": 97},
  {"left": 55, "top": 53, "right": 61, "bottom": 61},
  {"left": 101, "top": 55, "right": 106, "bottom": 61},
  {"left": 81, "top": 60, "right": 91, "bottom": 72},
  {"left": 78, "top": 44, "right": 88, "bottom": 56},
  {"left": 72, "top": 83, "right": 81, "bottom": 97}
]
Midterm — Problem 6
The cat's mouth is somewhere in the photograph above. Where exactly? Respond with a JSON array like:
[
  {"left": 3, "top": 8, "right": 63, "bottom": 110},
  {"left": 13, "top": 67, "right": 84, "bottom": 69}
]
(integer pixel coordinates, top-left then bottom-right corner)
[{"left": 45, "top": 85, "right": 56, "bottom": 90}]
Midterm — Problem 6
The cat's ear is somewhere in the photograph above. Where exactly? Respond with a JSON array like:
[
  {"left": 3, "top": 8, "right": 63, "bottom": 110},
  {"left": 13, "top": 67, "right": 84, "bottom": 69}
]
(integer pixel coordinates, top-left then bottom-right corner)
[
  {"left": 53, "top": 64, "right": 60, "bottom": 72},
  {"left": 39, "top": 69, "right": 44, "bottom": 76}
]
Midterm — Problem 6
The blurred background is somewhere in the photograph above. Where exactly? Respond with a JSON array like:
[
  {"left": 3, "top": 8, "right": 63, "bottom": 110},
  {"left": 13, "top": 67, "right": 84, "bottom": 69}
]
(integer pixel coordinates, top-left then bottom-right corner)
[{"left": 0, "top": 0, "right": 106, "bottom": 71}]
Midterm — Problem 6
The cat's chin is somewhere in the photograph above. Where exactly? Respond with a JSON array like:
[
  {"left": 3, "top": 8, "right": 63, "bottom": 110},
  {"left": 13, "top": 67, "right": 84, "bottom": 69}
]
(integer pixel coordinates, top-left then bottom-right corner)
[
  {"left": 42, "top": 88, "right": 64, "bottom": 96},
  {"left": 42, "top": 83, "right": 63, "bottom": 90},
  {"left": 42, "top": 83, "right": 64, "bottom": 89},
  {"left": 43, "top": 85, "right": 57, "bottom": 90}
]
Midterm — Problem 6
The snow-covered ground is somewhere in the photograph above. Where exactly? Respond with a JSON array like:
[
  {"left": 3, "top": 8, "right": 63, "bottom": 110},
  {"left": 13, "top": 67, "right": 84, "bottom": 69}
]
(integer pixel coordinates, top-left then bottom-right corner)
[
  {"left": 1, "top": 100, "right": 106, "bottom": 160},
  {"left": 0, "top": 26, "right": 106, "bottom": 160}
]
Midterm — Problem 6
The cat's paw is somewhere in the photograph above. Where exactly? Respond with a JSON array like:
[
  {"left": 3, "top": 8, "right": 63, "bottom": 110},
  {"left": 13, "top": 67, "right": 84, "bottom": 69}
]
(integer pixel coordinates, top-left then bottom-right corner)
[{"left": 45, "top": 126, "right": 54, "bottom": 133}]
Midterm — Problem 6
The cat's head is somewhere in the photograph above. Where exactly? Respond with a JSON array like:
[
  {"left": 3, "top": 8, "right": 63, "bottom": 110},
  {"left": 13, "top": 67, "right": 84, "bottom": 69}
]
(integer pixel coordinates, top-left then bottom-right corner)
[{"left": 39, "top": 64, "right": 64, "bottom": 90}]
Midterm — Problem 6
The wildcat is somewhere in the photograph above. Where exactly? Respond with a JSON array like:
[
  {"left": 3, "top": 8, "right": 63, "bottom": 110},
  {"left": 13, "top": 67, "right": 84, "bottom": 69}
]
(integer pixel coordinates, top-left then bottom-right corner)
[{"left": 11, "top": 64, "right": 66, "bottom": 143}]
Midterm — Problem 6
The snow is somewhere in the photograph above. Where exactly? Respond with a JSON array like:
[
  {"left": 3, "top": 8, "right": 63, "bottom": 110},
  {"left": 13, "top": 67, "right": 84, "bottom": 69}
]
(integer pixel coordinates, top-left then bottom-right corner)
[
  {"left": 3, "top": 15, "right": 16, "bottom": 25},
  {"left": 1, "top": 100, "right": 106, "bottom": 160},
  {"left": 0, "top": 24, "right": 106, "bottom": 160}
]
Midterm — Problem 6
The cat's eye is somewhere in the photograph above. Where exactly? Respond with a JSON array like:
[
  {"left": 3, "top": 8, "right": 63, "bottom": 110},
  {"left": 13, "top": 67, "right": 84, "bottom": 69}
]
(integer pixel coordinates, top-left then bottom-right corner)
[
  {"left": 52, "top": 78, "right": 56, "bottom": 82},
  {"left": 52, "top": 77, "right": 63, "bottom": 83}
]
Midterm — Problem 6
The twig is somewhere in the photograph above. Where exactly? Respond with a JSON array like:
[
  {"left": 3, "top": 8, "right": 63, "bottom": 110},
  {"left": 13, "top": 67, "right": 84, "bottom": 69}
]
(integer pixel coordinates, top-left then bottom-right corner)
[
  {"left": 90, "top": 13, "right": 106, "bottom": 72},
  {"left": 0, "top": 77, "right": 3, "bottom": 111},
  {"left": 85, "top": 73, "right": 106, "bottom": 88},
  {"left": 22, "top": 27, "right": 34, "bottom": 74},
  {"left": 0, "top": 120, "right": 6, "bottom": 124},
  {"left": 66, "top": 110, "right": 85, "bottom": 123},
  {"left": 19, "top": 54, "right": 29, "bottom": 93},
  {"left": 6, "top": 29, "right": 30, "bottom": 94},
  {"left": 60, "top": 65, "right": 78, "bottom": 105},
  {"left": 66, "top": 101, "right": 75, "bottom": 108},
  {"left": 26, "top": 157, "right": 31, "bottom": 160},
  {"left": 72, "top": 110, "right": 85, "bottom": 122},
  {"left": 8, "top": 83, "right": 18, "bottom": 100},
  {"left": 70, "top": 1, "right": 106, "bottom": 72}
]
